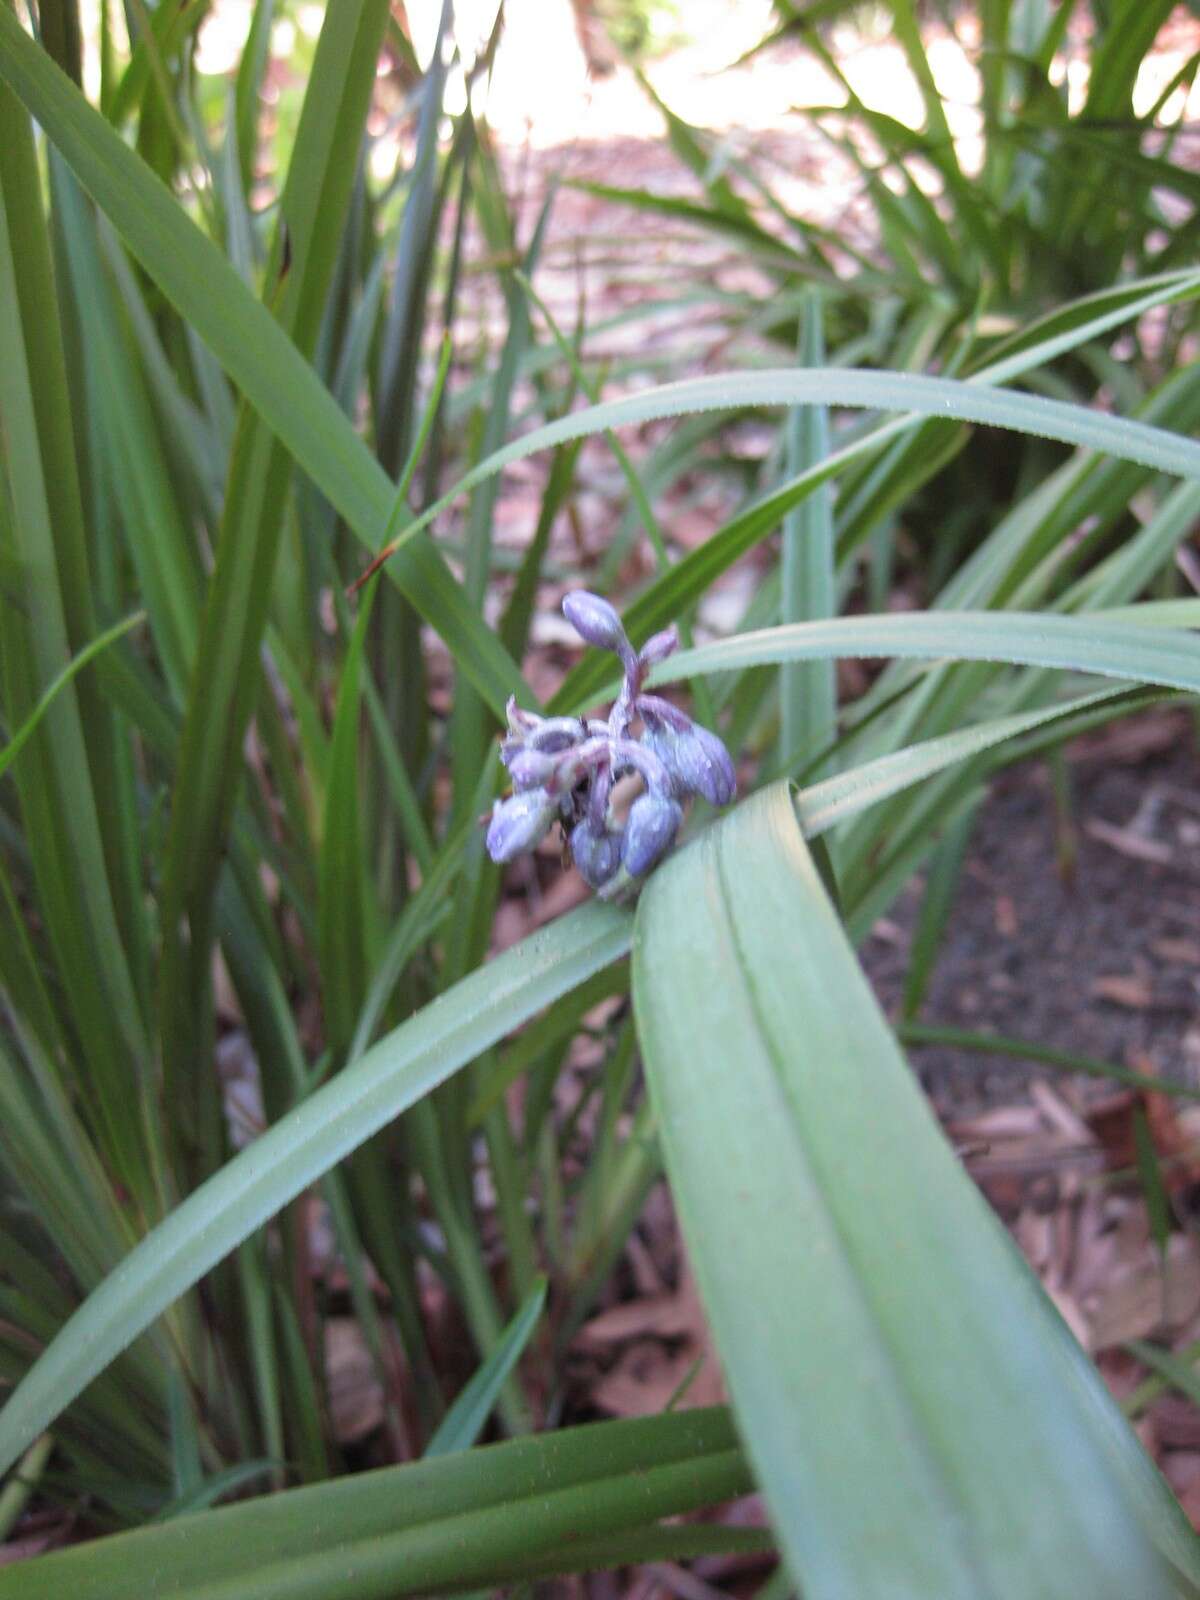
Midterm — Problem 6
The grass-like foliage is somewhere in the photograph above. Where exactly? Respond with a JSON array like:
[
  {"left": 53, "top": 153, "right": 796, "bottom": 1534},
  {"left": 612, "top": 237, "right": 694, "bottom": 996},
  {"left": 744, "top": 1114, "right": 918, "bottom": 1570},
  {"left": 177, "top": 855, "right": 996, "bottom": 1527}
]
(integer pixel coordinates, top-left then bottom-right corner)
[{"left": 1, "top": 1, "right": 1199, "bottom": 1594}]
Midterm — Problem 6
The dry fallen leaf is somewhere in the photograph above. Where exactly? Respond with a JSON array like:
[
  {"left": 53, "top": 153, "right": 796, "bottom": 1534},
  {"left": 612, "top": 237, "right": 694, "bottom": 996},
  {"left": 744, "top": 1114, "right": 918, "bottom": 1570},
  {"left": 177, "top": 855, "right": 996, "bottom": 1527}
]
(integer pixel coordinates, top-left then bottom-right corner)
[
  {"left": 577, "top": 1294, "right": 698, "bottom": 1351},
  {"left": 1086, "top": 1234, "right": 1200, "bottom": 1351},
  {"left": 579, "top": 1265, "right": 726, "bottom": 1419},
  {"left": 325, "top": 1318, "right": 385, "bottom": 1444}
]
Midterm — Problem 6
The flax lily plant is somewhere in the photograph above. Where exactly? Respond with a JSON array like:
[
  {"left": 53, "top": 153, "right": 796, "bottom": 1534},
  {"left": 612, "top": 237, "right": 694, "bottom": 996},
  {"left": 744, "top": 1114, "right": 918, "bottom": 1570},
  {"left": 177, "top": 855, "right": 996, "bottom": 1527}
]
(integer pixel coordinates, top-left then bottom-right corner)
[{"left": 2, "top": 3, "right": 1200, "bottom": 1596}]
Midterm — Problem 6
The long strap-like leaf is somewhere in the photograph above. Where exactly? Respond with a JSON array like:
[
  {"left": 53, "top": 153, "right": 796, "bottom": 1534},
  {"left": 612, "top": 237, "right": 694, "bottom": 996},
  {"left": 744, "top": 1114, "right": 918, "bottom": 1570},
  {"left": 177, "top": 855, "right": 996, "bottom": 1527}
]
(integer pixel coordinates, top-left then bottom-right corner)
[
  {"left": 633, "top": 783, "right": 1199, "bottom": 1598},
  {"left": 650, "top": 610, "right": 1200, "bottom": 697},
  {"left": 0, "top": 1408, "right": 753, "bottom": 1599}
]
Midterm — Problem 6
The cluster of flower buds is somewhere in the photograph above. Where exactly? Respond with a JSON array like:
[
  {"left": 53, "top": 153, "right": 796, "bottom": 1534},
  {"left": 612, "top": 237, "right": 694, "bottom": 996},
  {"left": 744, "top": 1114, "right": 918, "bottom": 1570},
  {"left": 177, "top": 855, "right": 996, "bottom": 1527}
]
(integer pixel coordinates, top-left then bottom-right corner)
[{"left": 486, "top": 591, "right": 736, "bottom": 893}]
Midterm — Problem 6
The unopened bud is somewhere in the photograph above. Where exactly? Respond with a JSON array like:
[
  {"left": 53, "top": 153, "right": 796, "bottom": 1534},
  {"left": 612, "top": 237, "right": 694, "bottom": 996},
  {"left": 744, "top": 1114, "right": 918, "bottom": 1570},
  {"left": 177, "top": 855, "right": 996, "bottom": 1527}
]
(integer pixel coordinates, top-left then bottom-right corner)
[
  {"left": 637, "top": 693, "right": 692, "bottom": 734},
  {"left": 622, "top": 794, "right": 683, "bottom": 877},
  {"left": 639, "top": 726, "right": 687, "bottom": 799},
  {"left": 570, "top": 819, "right": 623, "bottom": 889},
  {"left": 486, "top": 789, "right": 557, "bottom": 863},
  {"left": 673, "top": 724, "right": 737, "bottom": 807},
  {"left": 563, "top": 591, "right": 630, "bottom": 657},
  {"left": 638, "top": 626, "right": 678, "bottom": 666}
]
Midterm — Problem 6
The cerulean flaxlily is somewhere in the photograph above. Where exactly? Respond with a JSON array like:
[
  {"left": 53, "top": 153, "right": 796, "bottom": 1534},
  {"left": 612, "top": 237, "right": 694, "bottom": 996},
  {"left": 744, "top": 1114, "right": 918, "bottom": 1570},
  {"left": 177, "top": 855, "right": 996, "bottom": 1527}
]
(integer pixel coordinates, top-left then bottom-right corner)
[{"left": 486, "top": 592, "right": 736, "bottom": 893}]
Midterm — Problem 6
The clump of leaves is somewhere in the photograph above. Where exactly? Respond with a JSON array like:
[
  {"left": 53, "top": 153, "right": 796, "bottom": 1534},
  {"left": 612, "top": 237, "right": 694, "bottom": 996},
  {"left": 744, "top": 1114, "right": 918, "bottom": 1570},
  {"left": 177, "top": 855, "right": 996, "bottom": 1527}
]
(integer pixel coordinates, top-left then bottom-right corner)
[{"left": 487, "top": 592, "right": 736, "bottom": 891}]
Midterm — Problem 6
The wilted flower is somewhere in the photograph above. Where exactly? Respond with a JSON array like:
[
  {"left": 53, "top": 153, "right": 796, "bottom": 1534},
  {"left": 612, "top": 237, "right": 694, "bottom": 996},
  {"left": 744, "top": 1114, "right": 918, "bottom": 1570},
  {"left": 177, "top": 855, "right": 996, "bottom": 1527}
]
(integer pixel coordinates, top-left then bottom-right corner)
[
  {"left": 486, "top": 788, "right": 558, "bottom": 863},
  {"left": 527, "top": 717, "right": 588, "bottom": 754},
  {"left": 505, "top": 749, "right": 559, "bottom": 791},
  {"left": 485, "top": 590, "right": 737, "bottom": 893}
]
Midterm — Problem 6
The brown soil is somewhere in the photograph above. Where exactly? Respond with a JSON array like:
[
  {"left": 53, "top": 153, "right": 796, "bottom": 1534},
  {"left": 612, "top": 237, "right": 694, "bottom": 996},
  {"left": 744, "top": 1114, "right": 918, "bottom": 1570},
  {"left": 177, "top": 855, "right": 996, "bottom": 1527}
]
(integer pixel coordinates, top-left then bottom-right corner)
[{"left": 864, "top": 711, "right": 1200, "bottom": 1114}]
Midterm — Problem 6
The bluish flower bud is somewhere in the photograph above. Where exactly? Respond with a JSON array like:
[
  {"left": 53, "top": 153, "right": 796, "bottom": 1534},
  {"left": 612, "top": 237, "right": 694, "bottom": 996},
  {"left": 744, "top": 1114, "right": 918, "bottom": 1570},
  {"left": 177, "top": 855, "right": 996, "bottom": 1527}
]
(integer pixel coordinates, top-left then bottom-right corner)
[
  {"left": 563, "top": 591, "right": 630, "bottom": 657},
  {"left": 505, "top": 748, "right": 559, "bottom": 791},
  {"left": 673, "top": 724, "right": 737, "bottom": 806},
  {"left": 486, "top": 789, "right": 557, "bottom": 863},
  {"left": 570, "top": 819, "right": 623, "bottom": 889},
  {"left": 622, "top": 794, "right": 683, "bottom": 877},
  {"left": 639, "top": 726, "right": 687, "bottom": 800},
  {"left": 637, "top": 692, "right": 692, "bottom": 734},
  {"left": 638, "top": 626, "right": 678, "bottom": 666}
]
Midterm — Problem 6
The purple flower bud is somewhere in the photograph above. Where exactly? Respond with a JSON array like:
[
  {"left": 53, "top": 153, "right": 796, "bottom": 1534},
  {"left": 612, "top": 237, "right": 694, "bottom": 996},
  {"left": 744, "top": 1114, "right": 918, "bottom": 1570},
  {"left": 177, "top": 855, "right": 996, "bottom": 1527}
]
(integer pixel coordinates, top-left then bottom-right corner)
[
  {"left": 504, "top": 749, "right": 559, "bottom": 791},
  {"left": 673, "top": 724, "right": 737, "bottom": 807},
  {"left": 486, "top": 789, "right": 557, "bottom": 863},
  {"left": 622, "top": 794, "right": 683, "bottom": 877},
  {"left": 587, "top": 763, "right": 613, "bottom": 830},
  {"left": 563, "top": 591, "right": 631, "bottom": 657},
  {"left": 637, "top": 693, "right": 692, "bottom": 734},
  {"left": 638, "top": 626, "right": 678, "bottom": 666},
  {"left": 638, "top": 726, "right": 687, "bottom": 800},
  {"left": 570, "top": 819, "right": 623, "bottom": 889}
]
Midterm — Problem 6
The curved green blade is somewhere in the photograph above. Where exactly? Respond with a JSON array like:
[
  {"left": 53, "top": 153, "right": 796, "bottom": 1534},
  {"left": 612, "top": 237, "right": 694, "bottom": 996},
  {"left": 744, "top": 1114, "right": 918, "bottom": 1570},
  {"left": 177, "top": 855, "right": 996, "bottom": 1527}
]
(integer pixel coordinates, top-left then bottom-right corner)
[
  {"left": 0, "top": 610, "right": 144, "bottom": 782},
  {"left": 372, "top": 364, "right": 1200, "bottom": 567},
  {"left": 649, "top": 610, "right": 1200, "bottom": 696},
  {"left": 0, "top": 5, "right": 523, "bottom": 715},
  {"left": 425, "top": 1275, "right": 548, "bottom": 1458},
  {"left": 632, "top": 782, "right": 1200, "bottom": 1598},
  {"left": 793, "top": 684, "right": 1140, "bottom": 837},
  {"left": 0, "top": 1408, "right": 753, "bottom": 1599}
]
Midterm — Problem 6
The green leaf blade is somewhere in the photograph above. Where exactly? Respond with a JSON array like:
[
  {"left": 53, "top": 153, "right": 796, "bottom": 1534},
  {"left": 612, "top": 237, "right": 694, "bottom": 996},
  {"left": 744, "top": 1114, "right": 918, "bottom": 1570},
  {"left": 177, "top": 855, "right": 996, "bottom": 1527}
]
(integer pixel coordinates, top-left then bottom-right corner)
[
  {"left": 0, "top": 1408, "right": 750, "bottom": 1599},
  {"left": 780, "top": 293, "right": 837, "bottom": 774},
  {"left": 0, "top": 6, "right": 525, "bottom": 716},
  {"left": 633, "top": 783, "right": 1195, "bottom": 1598},
  {"left": 651, "top": 611, "right": 1200, "bottom": 697}
]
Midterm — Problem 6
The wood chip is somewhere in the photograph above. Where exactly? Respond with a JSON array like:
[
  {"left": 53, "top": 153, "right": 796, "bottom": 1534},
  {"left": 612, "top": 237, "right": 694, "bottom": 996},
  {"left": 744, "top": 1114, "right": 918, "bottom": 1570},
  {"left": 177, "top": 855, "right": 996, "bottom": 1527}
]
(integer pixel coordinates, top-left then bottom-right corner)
[
  {"left": 869, "top": 916, "right": 907, "bottom": 949},
  {"left": 1085, "top": 818, "right": 1173, "bottom": 865},
  {"left": 1092, "top": 974, "right": 1155, "bottom": 1009},
  {"left": 1030, "top": 1080, "right": 1092, "bottom": 1144},
  {"left": 1153, "top": 938, "right": 1200, "bottom": 967}
]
